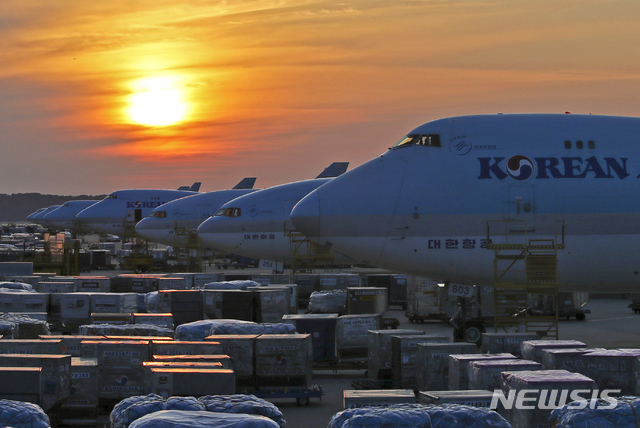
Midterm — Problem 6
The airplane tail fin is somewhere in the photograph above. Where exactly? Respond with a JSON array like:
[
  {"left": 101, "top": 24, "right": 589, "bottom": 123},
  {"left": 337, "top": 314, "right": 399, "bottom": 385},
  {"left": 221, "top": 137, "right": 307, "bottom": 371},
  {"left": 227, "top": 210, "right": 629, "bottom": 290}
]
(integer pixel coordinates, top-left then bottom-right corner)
[
  {"left": 316, "top": 162, "right": 349, "bottom": 178},
  {"left": 187, "top": 182, "right": 201, "bottom": 192},
  {"left": 233, "top": 177, "right": 257, "bottom": 189}
]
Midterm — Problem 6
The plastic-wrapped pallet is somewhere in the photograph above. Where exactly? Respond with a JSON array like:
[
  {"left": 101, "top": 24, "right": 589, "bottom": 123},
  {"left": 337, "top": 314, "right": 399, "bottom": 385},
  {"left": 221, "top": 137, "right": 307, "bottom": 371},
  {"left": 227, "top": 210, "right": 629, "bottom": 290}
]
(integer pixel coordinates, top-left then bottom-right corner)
[
  {"left": 520, "top": 340, "right": 586, "bottom": 363},
  {"left": 550, "top": 396, "right": 640, "bottom": 428},
  {"left": 210, "top": 322, "right": 296, "bottom": 335},
  {"left": 202, "top": 280, "right": 261, "bottom": 290},
  {"left": 145, "top": 292, "right": 159, "bottom": 313},
  {"left": 308, "top": 289, "right": 347, "bottom": 313},
  {"left": 0, "top": 281, "right": 35, "bottom": 292},
  {"left": 174, "top": 319, "right": 253, "bottom": 341},
  {"left": 0, "top": 399, "right": 50, "bottom": 428},
  {"left": 200, "top": 394, "right": 285, "bottom": 428},
  {"left": 501, "top": 369, "right": 597, "bottom": 428},
  {"left": 79, "top": 323, "right": 174, "bottom": 337},
  {"left": 329, "top": 403, "right": 511, "bottom": 428},
  {"left": 0, "top": 313, "right": 50, "bottom": 338},
  {"left": 0, "top": 319, "right": 17, "bottom": 338},
  {"left": 111, "top": 394, "right": 285, "bottom": 428},
  {"left": 129, "top": 410, "right": 280, "bottom": 428}
]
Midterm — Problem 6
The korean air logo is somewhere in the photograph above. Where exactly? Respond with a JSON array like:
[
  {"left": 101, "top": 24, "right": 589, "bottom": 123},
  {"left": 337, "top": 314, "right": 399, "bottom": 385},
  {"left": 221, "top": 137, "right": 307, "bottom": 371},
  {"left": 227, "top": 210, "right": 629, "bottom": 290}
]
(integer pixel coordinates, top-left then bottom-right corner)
[
  {"left": 507, "top": 156, "right": 534, "bottom": 181},
  {"left": 133, "top": 201, "right": 142, "bottom": 208}
]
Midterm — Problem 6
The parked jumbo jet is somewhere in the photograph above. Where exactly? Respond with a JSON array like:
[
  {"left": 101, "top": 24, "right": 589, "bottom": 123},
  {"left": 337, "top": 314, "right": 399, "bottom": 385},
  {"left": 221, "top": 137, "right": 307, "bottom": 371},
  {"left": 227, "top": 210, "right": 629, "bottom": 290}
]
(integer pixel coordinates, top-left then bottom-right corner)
[
  {"left": 27, "top": 206, "right": 61, "bottom": 225},
  {"left": 291, "top": 114, "right": 640, "bottom": 293},
  {"left": 135, "top": 178, "right": 259, "bottom": 248},
  {"left": 42, "top": 200, "right": 98, "bottom": 234},
  {"left": 197, "top": 162, "right": 352, "bottom": 264},
  {"left": 75, "top": 182, "right": 202, "bottom": 238}
]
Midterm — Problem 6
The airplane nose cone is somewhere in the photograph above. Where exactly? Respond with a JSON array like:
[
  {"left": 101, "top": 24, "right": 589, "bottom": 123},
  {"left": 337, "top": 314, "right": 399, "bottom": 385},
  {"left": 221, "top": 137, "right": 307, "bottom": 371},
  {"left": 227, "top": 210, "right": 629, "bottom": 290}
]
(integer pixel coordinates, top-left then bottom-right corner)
[{"left": 291, "top": 190, "right": 321, "bottom": 237}]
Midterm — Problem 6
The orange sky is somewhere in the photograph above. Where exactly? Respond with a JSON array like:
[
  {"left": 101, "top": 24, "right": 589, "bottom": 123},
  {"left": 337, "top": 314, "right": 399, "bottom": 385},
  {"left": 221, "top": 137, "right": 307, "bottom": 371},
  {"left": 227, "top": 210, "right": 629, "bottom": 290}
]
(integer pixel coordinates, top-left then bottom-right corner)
[{"left": 1, "top": 0, "right": 640, "bottom": 194}]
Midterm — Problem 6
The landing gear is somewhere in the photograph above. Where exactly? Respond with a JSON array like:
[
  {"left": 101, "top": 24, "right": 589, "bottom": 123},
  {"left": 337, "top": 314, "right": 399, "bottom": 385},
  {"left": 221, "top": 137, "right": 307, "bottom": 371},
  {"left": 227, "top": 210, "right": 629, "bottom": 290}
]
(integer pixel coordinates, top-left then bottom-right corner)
[{"left": 454, "top": 321, "right": 486, "bottom": 346}]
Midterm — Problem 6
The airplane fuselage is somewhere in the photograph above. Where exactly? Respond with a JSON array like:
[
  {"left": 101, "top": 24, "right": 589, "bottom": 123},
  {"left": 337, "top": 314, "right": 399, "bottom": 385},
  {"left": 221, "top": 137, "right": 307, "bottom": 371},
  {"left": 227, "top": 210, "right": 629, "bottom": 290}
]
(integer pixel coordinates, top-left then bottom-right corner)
[{"left": 291, "top": 114, "right": 640, "bottom": 292}]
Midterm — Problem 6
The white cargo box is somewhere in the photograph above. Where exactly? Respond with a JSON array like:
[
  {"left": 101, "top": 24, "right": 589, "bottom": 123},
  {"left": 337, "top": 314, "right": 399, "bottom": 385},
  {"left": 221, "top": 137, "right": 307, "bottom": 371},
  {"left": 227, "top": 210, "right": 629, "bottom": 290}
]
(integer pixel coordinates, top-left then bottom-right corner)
[
  {"left": 468, "top": 358, "right": 542, "bottom": 390},
  {"left": 65, "top": 357, "right": 98, "bottom": 407},
  {"left": 157, "top": 277, "right": 188, "bottom": 290},
  {"left": 367, "top": 329, "right": 425, "bottom": 380},
  {"left": 132, "top": 313, "right": 174, "bottom": 329},
  {"left": 267, "top": 284, "right": 298, "bottom": 314},
  {"left": 481, "top": 333, "right": 540, "bottom": 357},
  {"left": 343, "top": 389, "right": 416, "bottom": 409},
  {"left": 418, "top": 390, "right": 495, "bottom": 408},
  {"left": 76, "top": 277, "right": 110, "bottom": 293},
  {"left": 0, "top": 339, "right": 62, "bottom": 355},
  {"left": 60, "top": 293, "right": 92, "bottom": 326},
  {"left": 541, "top": 347, "right": 605, "bottom": 371},
  {"left": 391, "top": 334, "right": 449, "bottom": 389},
  {"left": 150, "top": 368, "right": 235, "bottom": 397},
  {"left": 520, "top": 340, "right": 587, "bottom": 363},
  {"left": 150, "top": 340, "right": 224, "bottom": 356},
  {"left": 0, "top": 291, "right": 48, "bottom": 313},
  {"left": 205, "top": 335, "right": 256, "bottom": 381},
  {"left": 336, "top": 314, "right": 382, "bottom": 362},
  {"left": 90, "top": 292, "right": 137, "bottom": 313},
  {"left": 448, "top": 353, "right": 517, "bottom": 390},
  {"left": 81, "top": 340, "right": 150, "bottom": 367},
  {"left": 415, "top": 342, "right": 477, "bottom": 391},
  {"left": 37, "top": 282, "right": 75, "bottom": 294}
]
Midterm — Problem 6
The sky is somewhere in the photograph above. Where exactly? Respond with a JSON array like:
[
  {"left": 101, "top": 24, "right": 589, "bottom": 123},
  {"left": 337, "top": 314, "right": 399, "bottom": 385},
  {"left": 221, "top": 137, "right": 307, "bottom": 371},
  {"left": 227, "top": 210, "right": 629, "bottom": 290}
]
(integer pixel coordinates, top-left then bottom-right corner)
[{"left": 1, "top": 0, "right": 640, "bottom": 194}]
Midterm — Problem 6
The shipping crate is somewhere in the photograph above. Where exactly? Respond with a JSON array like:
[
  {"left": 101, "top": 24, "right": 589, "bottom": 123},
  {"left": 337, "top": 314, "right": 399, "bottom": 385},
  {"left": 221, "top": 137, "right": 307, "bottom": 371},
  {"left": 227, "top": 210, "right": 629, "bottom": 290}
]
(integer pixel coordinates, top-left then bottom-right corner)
[
  {"left": 418, "top": 390, "right": 495, "bottom": 408},
  {"left": 336, "top": 314, "right": 383, "bottom": 362},
  {"left": 502, "top": 370, "right": 597, "bottom": 428},
  {"left": 318, "top": 274, "right": 360, "bottom": 290},
  {"left": 468, "top": 359, "right": 542, "bottom": 390},
  {"left": 415, "top": 342, "right": 477, "bottom": 392},
  {"left": 65, "top": 357, "right": 98, "bottom": 407},
  {"left": 80, "top": 340, "right": 150, "bottom": 367},
  {"left": 362, "top": 274, "right": 408, "bottom": 308},
  {"left": 0, "top": 354, "right": 71, "bottom": 411},
  {"left": 0, "top": 339, "right": 62, "bottom": 355},
  {"left": 142, "top": 362, "right": 225, "bottom": 394},
  {"left": 255, "top": 334, "right": 313, "bottom": 387},
  {"left": 90, "top": 313, "right": 132, "bottom": 325},
  {"left": 150, "top": 368, "right": 235, "bottom": 397},
  {"left": 98, "top": 367, "right": 145, "bottom": 399},
  {"left": 0, "top": 367, "right": 41, "bottom": 406},
  {"left": 541, "top": 347, "right": 605, "bottom": 371},
  {"left": 40, "top": 335, "right": 105, "bottom": 357},
  {"left": 481, "top": 333, "right": 540, "bottom": 357},
  {"left": 202, "top": 290, "right": 253, "bottom": 320},
  {"left": 158, "top": 290, "right": 203, "bottom": 326},
  {"left": 152, "top": 354, "right": 232, "bottom": 364},
  {"left": 252, "top": 289, "right": 289, "bottom": 323},
  {"left": 391, "top": 334, "right": 449, "bottom": 389},
  {"left": 157, "top": 277, "right": 188, "bottom": 290},
  {"left": 580, "top": 349, "right": 640, "bottom": 395},
  {"left": 37, "top": 281, "right": 75, "bottom": 294},
  {"left": 282, "top": 314, "right": 338, "bottom": 364},
  {"left": 367, "top": 329, "right": 425, "bottom": 380},
  {"left": 132, "top": 313, "right": 174, "bottom": 329},
  {"left": 204, "top": 335, "right": 256, "bottom": 385},
  {"left": 150, "top": 340, "right": 223, "bottom": 356},
  {"left": 520, "top": 340, "right": 587, "bottom": 363},
  {"left": 291, "top": 274, "right": 319, "bottom": 307},
  {"left": 0, "top": 292, "right": 48, "bottom": 313},
  {"left": 347, "top": 287, "right": 388, "bottom": 315},
  {"left": 448, "top": 353, "right": 517, "bottom": 390},
  {"left": 60, "top": 293, "right": 93, "bottom": 328},
  {"left": 343, "top": 389, "right": 416, "bottom": 409},
  {"left": 90, "top": 292, "right": 137, "bottom": 313},
  {"left": 76, "top": 276, "right": 110, "bottom": 293},
  {"left": 265, "top": 285, "right": 298, "bottom": 314}
]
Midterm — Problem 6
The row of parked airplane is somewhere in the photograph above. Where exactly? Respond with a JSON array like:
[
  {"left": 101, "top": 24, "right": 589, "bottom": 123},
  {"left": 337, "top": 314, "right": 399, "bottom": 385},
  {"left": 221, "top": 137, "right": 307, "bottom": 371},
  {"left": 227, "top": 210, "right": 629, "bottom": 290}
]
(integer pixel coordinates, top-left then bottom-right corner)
[{"left": 28, "top": 113, "right": 640, "bottom": 294}]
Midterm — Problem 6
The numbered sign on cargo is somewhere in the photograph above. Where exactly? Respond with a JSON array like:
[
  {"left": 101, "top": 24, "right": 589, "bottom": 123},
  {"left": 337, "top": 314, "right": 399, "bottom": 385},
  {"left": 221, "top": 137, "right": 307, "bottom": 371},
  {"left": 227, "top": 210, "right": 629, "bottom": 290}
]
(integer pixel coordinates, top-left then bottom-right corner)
[{"left": 448, "top": 283, "right": 476, "bottom": 298}]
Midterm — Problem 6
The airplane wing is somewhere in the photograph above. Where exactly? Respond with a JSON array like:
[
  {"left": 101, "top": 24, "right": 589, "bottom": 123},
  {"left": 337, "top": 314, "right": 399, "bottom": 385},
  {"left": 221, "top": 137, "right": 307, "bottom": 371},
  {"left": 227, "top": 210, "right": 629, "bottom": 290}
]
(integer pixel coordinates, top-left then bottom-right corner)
[
  {"left": 315, "top": 162, "right": 349, "bottom": 178},
  {"left": 232, "top": 177, "right": 257, "bottom": 189}
]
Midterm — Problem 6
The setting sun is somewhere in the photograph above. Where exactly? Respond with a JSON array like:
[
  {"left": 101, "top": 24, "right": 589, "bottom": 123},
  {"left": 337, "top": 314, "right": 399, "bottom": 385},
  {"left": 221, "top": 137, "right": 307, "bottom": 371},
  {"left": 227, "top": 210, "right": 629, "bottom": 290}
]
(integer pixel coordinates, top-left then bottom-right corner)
[{"left": 127, "top": 77, "right": 188, "bottom": 127}]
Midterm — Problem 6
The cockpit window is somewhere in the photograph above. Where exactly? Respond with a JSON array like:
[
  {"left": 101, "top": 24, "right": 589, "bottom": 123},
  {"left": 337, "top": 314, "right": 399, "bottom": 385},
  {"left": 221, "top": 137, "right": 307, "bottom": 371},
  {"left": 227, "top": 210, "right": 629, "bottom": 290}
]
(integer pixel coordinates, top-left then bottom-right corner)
[
  {"left": 214, "top": 207, "right": 241, "bottom": 218},
  {"left": 152, "top": 211, "right": 167, "bottom": 218},
  {"left": 392, "top": 134, "right": 441, "bottom": 148},
  {"left": 105, "top": 194, "right": 117, "bottom": 200}
]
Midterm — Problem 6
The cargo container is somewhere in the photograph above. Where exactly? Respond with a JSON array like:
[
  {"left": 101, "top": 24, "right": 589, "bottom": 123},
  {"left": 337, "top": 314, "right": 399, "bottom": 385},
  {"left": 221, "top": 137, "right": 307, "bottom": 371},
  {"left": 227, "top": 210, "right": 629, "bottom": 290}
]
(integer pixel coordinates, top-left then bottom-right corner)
[
  {"left": 252, "top": 288, "right": 288, "bottom": 323},
  {"left": 149, "top": 368, "right": 235, "bottom": 397},
  {"left": 336, "top": 314, "right": 382, "bottom": 362},
  {"left": 480, "top": 333, "right": 539, "bottom": 357},
  {"left": 40, "top": 335, "right": 105, "bottom": 357},
  {"left": 65, "top": 357, "right": 98, "bottom": 407},
  {"left": 267, "top": 284, "right": 298, "bottom": 314},
  {"left": 520, "top": 340, "right": 587, "bottom": 363},
  {"left": 76, "top": 276, "right": 111, "bottom": 293},
  {"left": 202, "top": 290, "right": 253, "bottom": 320},
  {"left": 157, "top": 277, "right": 188, "bottom": 290},
  {"left": 150, "top": 340, "right": 223, "bottom": 356},
  {"left": 347, "top": 287, "right": 388, "bottom": 315},
  {"left": 391, "top": 334, "right": 450, "bottom": 389},
  {"left": 158, "top": 290, "right": 203, "bottom": 326},
  {"left": 255, "top": 334, "right": 313, "bottom": 387},
  {"left": 0, "top": 339, "right": 62, "bottom": 355},
  {"left": 405, "top": 277, "right": 444, "bottom": 322},
  {"left": 418, "top": 390, "right": 495, "bottom": 408},
  {"left": 60, "top": 293, "right": 93, "bottom": 328},
  {"left": 415, "top": 342, "right": 477, "bottom": 391},
  {"left": 0, "top": 354, "right": 71, "bottom": 411},
  {"left": 90, "top": 292, "right": 137, "bottom": 314},
  {"left": 80, "top": 340, "right": 150, "bottom": 367},
  {"left": 501, "top": 370, "right": 597, "bottom": 428},
  {"left": 0, "top": 291, "right": 48, "bottom": 313},
  {"left": 448, "top": 353, "right": 517, "bottom": 390},
  {"left": 343, "top": 389, "right": 416, "bottom": 409},
  {"left": 0, "top": 367, "right": 43, "bottom": 408},
  {"left": 367, "top": 329, "right": 426, "bottom": 380},
  {"left": 292, "top": 274, "right": 320, "bottom": 307},
  {"left": 580, "top": 349, "right": 640, "bottom": 395},
  {"left": 318, "top": 274, "right": 360, "bottom": 291},
  {"left": 468, "top": 359, "right": 542, "bottom": 390},
  {"left": 90, "top": 313, "right": 132, "bottom": 325},
  {"left": 132, "top": 313, "right": 174, "bottom": 329},
  {"left": 203, "top": 335, "right": 256, "bottom": 386},
  {"left": 36, "top": 281, "right": 74, "bottom": 294},
  {"left": 541, "top": 347, "right": 604, "bottom": 371},
  {"left": 362, "top": 274, "right": 408, "bottom": 309},
  {"left": 282, "top": 314, "right": 339, "bottom": 365}
]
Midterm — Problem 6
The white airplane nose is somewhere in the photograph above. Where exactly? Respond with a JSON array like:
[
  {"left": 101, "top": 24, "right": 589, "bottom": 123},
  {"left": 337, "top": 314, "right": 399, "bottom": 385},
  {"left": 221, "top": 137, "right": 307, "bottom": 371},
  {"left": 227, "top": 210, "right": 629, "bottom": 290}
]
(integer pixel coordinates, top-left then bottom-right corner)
[{"left": 291, "top": 190, "right": 321, "bottom": 238}]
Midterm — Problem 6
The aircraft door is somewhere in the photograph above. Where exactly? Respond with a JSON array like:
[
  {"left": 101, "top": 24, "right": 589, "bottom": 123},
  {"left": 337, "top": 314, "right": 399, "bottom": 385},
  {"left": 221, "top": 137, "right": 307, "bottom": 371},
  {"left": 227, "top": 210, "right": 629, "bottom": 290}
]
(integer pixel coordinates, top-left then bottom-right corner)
[{"left": 507, "top": 184, "right": 535, "bottom": 232}]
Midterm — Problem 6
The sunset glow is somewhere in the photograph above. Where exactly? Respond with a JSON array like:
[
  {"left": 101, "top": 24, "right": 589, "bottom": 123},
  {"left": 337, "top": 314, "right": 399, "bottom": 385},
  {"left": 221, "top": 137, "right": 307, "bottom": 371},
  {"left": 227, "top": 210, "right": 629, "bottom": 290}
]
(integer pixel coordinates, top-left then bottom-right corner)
[
  {"left": 127, "top": 78, "right": 188, "bottom": 127},
  {"left": 1, "top": 0, "right": 640, "bottom": 195}
]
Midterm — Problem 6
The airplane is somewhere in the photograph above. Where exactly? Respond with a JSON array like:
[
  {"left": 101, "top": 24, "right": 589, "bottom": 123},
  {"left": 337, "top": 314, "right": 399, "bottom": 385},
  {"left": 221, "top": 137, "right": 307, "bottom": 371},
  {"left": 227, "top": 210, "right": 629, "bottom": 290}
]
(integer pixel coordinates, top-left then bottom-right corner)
[
  {"left": 26, "top": 205, "right": 61, "bottom": 225},
  {"left": 196, "top": 162, "right": 352, "bottom": 264},
  {"left": 135, "top": 178, "right": 259, "bottom": 248},
  {"left": 291, "top": 113, "right": 640, "bottom": 294},
  {"left": 75, "top": 182, "right": 202, "bottom": 238},
  {"left": 41, "top": 200, "right": 99, "bottom": 234}
]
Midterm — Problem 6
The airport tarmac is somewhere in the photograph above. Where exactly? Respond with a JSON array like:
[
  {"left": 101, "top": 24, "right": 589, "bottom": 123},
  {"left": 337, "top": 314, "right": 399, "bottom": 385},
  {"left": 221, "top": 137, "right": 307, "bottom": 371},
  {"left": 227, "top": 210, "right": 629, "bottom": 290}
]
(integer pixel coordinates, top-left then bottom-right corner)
[{"left": 267, "top": 297, "right": 640, "bottom": 428}]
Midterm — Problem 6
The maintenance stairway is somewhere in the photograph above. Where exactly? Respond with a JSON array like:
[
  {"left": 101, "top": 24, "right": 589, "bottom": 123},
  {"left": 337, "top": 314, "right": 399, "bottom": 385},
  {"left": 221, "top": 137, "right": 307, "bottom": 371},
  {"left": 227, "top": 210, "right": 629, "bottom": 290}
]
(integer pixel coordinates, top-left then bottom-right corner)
[
  {"left": 487, "top": 220, "right": 565, "bottom": 339},
  {"left": 286, "top": 227, "right": 335, "bottom": 274}
]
